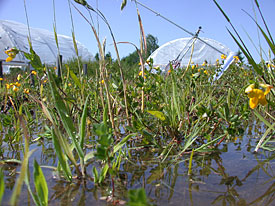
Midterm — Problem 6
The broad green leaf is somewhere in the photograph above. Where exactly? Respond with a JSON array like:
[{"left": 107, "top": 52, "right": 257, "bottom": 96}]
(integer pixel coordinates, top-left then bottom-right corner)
[
  {"left": 147, "top": 110, "right": 166, "bottom": 121},
  {"left": 23, "top": 47, "right": 43, "bottom": 70},
  {"left": 33, "top": 160, "right": 48, "bottom": 206},
  {"left": 52, "top": 129, "right": 72, "bottom": 181},
  {"left": 128, "top": 188, "right": 149, "bottom": 205},
  {"left": 69, "top": 67, "right": 82, "bottom": 89},
  {"left": 93, "top": 167, "right": 99, "bottom": 183},
  {"left": 47, "top": 69, "right": 84, "bottom": 159},
  {"left": 99, "top": 163, "right": 109, "bottom": 183}
]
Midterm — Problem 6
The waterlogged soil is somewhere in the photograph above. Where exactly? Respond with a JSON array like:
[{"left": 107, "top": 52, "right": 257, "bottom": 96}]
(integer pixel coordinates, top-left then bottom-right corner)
[{"left": 1, "top": 123, "right": 274, "bottom": 206}]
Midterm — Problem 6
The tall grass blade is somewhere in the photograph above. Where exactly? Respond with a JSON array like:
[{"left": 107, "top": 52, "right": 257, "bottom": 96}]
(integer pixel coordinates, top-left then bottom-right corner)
[
  {"left": 254, "top": 123, "right": 275, "bottom": 152},
  {"left": 227, "top": 29, "right": 263, "bottom": 75},
  {"left": 188, "top": 149, "right": 194, "bottom": 175},
  {"left": 10, "top": 149, "right": 36, "bottom": 206},
  {"left": 113, "top": 133, "right": 136, "bottom": 154},
  {"left": 0, "top": 169, "right": 4, "bottom": 204},
  {"left": 80, "top": 95, "right": 89, "bottom": 149},
  {"left": 33, "top": 159, "right": 48, "bottom": 206},
  {"left": 242, "top": 9, "right": 275, "bottom": 56},
  {"left": 254, "top": 0, "right": 275, "bottom": 45}
]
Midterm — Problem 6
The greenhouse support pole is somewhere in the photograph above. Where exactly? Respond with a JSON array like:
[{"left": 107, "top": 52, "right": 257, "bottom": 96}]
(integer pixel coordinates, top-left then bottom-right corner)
[
  {"left": 29, "top": 63, "right": 35, "bottom": 87},
  {"left": 56, "top": 54, "right": 62, "bottom": 78},
  {"left": 0, "top": 61, "right": 3, "bottom": 87},
  {"left": 83, "top": 63, "right": 88, "bottom": 76}
]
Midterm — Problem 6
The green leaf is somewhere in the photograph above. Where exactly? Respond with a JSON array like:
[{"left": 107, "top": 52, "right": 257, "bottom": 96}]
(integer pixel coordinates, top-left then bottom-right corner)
[
  {"left": 52, "top": 129, "right": 72, "bottom": 181},
  {"left": 227, "top": 29, "right": 263, "bottom": 75},
  {"left": 213, "top": 0, "right": 231, "bottom": 22},
  {"left": 84, "top": 151, "right": 95, "bottom": 164},
  {"left": 0, "top": 169, "right": 4, "bottom": 204},
  {"left": 113, "top": 133, "right": 135, "bottom": 154},
  {"left": 10, "top": 149, "right": 36, "bottom": 206},
  {"left": 33, "top": 160, "right": 48, "bottom": 206},
  {"left": 47, "top": 68, "right": 84, "bottom": 159},
  {"left": 93, "top": 167, "right": 99, "bottom": 183},
  {"left": 69, "top": 68, "right": 82, "bottom": 89},
  {"left": 99, "top": 163, "right": 109, "bottom": 183},
  {"left": 71, "top": 31, "right": 79, "bottom": 56},
  {"left": 128, "top": 188, "right": 149, "bottom": 206},
  {"left": 23, "top": 47, "right": 43, "bottom": 70},
  {"left": 147, "top": 110, "right": 166, "bottom": 121},
  {"left": 80, "top": 95, "right": 89, "bottom": 148},
  {"left": 257, "top": 24, "right": 275, "bottom": 56}
]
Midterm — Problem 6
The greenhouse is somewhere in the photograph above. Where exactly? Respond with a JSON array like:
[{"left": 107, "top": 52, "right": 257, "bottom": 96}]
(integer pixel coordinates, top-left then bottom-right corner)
[{"left": 0, "top": 20, "right": 93, "bottom": 73}]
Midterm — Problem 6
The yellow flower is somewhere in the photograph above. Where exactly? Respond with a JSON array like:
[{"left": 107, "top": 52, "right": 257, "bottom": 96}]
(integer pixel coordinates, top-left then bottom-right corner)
[
  {"left": 260, "top": 83, "right": 273, "bottom": 95},
  {"left": 5, "top": 48, "right": 19, "bottom": 62},
  {"left": 233, "top": 56, "right": 239, "bottom": 62},
  {"left": 31, "top": 70, "right": 37, "bottom": 75},
  {"left": 198, "top": 68, "right": 203, "bottom": 72},
  {"left": 101, "top": 79, "right": 104, "bottom": 84},
  {"left": 53, "top": 66, "right": 57, "bottom": 70},
  {"left": 221, "top": 54, "right": 227, "bottom": 60},
  {"left": 15, "top": 82, "right": 21, "bottom": 87},
  {"left": 13, "top": 86, "right": 19, "bottom": 92},
  {"left": 202, "top": 61, "right": 207, "bottom": 66},
  {"left": 6, "top": 83, "right": 11, "bottom": 89},
  {"left": 17, "top": 74, "right": 22, "bottom": 81},
  {"left": 139, "top": 71, "right": 147, "bottom": 77},
  {"left": 0, "top": 77, "right": 3, "bottom": 81},
  {"left": 245, "top": 83, "right": 273, "bottom": 109},
  {"left": 24, "top": 88, "right": 30, "bottom": 94},
  {"left": 167, "top": 69, "right": 171, "bottom": 74},
  {"left": 204, "top": 70, "right": 209, "bottom": 75},
  {"left": 154, "top": 66, "right": 160, "bottom": 70},
  {"left": 68, "top": 83, "right": 72, "bottom": 87},
  {"left": 192, "top": 65, "right": 196, "bottom": 70}
]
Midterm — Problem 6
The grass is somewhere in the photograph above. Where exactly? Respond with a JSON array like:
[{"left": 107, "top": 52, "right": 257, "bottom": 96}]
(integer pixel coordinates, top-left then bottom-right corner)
[{"left": 0, "top": 0, "right": 274, "bottom": 205}]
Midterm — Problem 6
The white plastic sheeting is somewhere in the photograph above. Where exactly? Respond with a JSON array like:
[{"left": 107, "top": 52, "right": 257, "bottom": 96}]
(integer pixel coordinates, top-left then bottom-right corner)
[
  {"left": 0, "top": 20, "right": 93, "bottom": 72},
  {"left": 148, "top": 37, "right": 232, "bottom": 72}
]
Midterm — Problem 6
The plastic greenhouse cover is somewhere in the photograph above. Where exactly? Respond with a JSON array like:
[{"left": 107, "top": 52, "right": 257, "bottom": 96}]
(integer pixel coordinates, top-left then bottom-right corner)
[
  {"left": 148, "top": 37, "right": 232, "bottom": 72},
  {"left": 0, "top": 20, "right": 93, "bottom": 72}
]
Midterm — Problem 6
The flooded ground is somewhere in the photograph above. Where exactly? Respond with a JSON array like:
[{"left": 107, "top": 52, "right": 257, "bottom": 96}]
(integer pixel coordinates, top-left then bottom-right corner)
[{"left": 1, "top": 122, "right": 274, "bottom": 206}]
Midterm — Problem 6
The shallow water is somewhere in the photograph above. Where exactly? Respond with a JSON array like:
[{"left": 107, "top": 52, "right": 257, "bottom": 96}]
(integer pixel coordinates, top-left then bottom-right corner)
[{"left": 1, "top": 122, "right": 274, "bottom": 206}]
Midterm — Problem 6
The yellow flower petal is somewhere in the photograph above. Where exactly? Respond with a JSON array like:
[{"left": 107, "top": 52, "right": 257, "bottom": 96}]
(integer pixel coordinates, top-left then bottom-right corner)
[
  {"left": 260, "top": 83, "right": 273, "bottom": 95},
  {"left": 258, "top": 96, "right": 268, "bottom": 106},
  {"left": 249, "top": 97, "right": 258, "bottom": 109},
  {"left": 245, "top": 84, "right": 255, "bottom": 94},
  {"left": 6, "top": 56, "right": 14, "bottom": 62}
]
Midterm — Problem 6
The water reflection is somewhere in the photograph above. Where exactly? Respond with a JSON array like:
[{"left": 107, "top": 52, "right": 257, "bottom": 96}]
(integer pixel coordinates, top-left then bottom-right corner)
[{"left": 1, "top": 128, "right": 274, "bottom": 205}]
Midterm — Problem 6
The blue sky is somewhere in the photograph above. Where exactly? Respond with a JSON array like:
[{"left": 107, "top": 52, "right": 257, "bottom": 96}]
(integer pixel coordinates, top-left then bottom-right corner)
[{"left": 0, "top": 0, "right": 275, "bottom": 62}]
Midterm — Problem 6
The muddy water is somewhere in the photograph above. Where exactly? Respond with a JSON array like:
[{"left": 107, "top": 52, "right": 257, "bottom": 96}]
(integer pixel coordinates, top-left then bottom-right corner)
[{"left": 1, "top": 123, "right": 274, "bottom": 206}]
